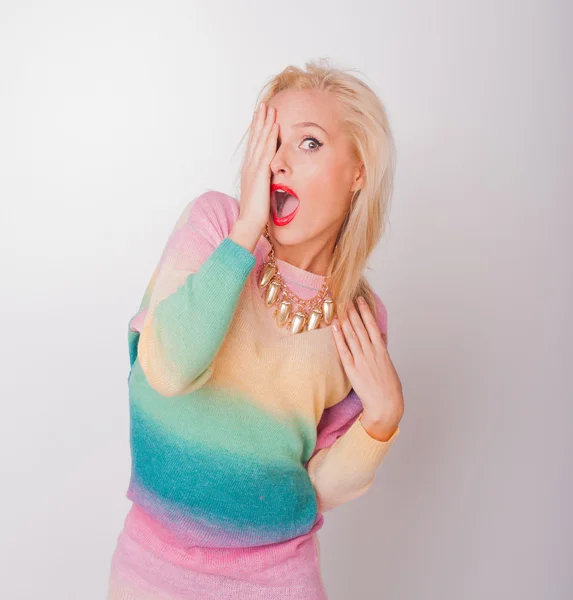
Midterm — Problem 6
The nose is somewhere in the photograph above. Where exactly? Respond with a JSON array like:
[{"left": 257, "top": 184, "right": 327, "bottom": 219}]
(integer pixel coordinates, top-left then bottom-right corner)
[{"left": 270, "top": 143, "right": 290, "bottom": 176}]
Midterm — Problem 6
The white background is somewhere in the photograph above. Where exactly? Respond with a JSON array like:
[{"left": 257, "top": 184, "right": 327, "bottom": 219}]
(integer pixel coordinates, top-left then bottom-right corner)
[{"left": 1, "top": 1, "right": 571, "bottom": 598}]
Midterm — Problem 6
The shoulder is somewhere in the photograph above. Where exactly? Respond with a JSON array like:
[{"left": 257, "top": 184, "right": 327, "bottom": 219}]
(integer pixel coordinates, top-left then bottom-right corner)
[
  {"left": 371, "top": 290, "right": 388, "bottom": 341},
  {"left": 180, "top": 190, "right": 240, "bottom": 246}
]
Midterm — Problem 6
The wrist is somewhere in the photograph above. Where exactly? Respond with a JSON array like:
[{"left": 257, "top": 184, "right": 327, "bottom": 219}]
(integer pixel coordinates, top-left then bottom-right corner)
[
  {"left": 228, "top": 220, "right": 264, "bottom": 253},
  {"left": 359, "top": 411, "right": 400, "bottom": 442}
]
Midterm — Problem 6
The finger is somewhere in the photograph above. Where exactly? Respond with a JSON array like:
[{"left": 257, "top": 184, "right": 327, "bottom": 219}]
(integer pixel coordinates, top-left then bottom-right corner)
[
  {"left": 338, "top": 305, "right": 363, "bottom": 359},
  {"left": 331, "top": 318, "right": 355, "bottom": 371},
  {"left": 263, "top": 122, "right": 279, "bottom": 161},
  {"left": 356, "top": 296, "right": 386, "bottom": 352},
  {"left": 244, "top": 111, "right": 259, "bottom": 164},
  {"left": 245, "top": 102, "right": 266, "bottom": 164},
  {"left": 246, "top": 103, "right": 266, "bottom": 164},
  {"left": 346, "top": 300, "right": 372, "bottom": 354},
  {"left": 252, "top": 105, "right": 276, "bottom": 164},
  {"left": 252, "top": 105, "right": 276, "bottom": 165}
]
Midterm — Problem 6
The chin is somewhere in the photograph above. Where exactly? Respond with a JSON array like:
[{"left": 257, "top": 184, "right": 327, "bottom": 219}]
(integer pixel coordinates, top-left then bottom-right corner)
[{"left": 268, "top": 221, "right": 310, "bottom": 247}]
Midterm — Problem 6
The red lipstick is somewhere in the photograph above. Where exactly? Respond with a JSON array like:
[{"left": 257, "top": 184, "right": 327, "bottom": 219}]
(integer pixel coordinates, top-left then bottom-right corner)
[{"left": 270, "top": 184, "right": 300, "bottom": 227}]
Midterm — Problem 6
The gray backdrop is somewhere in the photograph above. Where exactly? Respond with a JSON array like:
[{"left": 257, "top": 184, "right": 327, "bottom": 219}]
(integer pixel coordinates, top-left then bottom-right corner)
[{"left": 1, "top": 0, "right": 571, "bottom": 598}]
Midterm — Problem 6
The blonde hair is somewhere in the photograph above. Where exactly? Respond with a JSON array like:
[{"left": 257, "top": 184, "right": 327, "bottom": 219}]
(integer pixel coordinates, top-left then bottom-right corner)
[{"left": 233, "top": 57, "right": 396, "bottom": 322}]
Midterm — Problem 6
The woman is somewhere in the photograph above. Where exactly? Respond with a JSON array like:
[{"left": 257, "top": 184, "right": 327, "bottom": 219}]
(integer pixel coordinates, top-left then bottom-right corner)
[{"left": 107, "top": 58, "right": 404, "bottom": 600}]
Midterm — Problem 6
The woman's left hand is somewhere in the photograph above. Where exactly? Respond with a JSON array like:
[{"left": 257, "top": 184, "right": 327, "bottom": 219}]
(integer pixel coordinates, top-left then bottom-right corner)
[{"left": 331, "top": 296, "right": 404, "bottom": 441}]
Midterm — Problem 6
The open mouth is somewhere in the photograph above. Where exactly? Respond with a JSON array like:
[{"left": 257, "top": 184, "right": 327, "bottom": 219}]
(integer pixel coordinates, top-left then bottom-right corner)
[{"left": 272, "top": 189, "right": 300, "bottom": 220}]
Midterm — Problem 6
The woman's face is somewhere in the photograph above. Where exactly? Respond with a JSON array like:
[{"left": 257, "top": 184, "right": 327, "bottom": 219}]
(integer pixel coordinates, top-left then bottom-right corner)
[{"left": 267, "top": 88, "right": 364, "bottom": 253}]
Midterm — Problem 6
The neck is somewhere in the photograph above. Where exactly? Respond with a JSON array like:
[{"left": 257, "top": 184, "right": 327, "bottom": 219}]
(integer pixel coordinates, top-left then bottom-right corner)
[{"left": 270, "top": 233, "right": 336, "bottom": 276}]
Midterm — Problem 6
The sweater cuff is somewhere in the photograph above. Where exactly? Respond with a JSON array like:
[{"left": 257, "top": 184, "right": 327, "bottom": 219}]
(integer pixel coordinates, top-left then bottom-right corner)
[
  {"left": 214, "top": 236, "right": 257, "bottom": 276},
  {"left": 345, "top": 415, "right": 400, "bottom": 467}
]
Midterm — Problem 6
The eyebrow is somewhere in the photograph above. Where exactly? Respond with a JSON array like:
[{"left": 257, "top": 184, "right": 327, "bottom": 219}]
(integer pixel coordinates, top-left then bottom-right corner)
[{"left": 292, "top": 121, "right": 329, "bottom": 136}]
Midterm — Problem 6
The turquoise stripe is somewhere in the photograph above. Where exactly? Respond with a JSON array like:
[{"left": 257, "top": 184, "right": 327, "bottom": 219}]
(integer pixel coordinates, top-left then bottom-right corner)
[
  {"left": 128, "top": 358, "right": 317, "bottom": 462},
  {"left": 129, "top": 400, "right": 318, "bottom": 539}
]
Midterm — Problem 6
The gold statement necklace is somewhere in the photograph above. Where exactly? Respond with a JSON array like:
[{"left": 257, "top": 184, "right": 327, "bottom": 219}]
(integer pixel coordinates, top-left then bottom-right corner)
[{"left": 256, "top": 225, "right": 336, "bottom": 334}]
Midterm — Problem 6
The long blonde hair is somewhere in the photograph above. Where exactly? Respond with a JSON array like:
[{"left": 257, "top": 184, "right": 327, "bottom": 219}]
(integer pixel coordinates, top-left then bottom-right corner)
[{"left": 233, "top": 57, "right": 396, "bottom": 321}]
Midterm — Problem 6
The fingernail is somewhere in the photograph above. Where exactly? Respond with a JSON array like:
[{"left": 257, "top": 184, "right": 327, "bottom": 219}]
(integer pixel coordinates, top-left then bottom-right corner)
[
  {"left": 332, "top": 320, "right": 339, "bottom": 332},
  {"left": 259, "top": 102, "right": 264, "bottom": 111}
]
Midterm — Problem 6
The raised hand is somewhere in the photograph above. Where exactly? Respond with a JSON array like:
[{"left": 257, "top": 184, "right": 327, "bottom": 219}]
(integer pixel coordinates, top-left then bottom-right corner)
[{"left": 234, "top": 102, "right": 279, "bottom": 243}]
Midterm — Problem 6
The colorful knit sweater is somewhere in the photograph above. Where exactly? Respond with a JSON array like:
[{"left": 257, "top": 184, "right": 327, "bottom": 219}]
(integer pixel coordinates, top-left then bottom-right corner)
[{"left": 124, "top": 190, "right": 400, "bottom": 550}]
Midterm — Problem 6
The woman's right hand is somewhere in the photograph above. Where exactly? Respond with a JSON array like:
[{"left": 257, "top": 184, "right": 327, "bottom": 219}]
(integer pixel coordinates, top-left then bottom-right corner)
[{"left": 237, "top": 101, "right": 278, "bottom": 238}]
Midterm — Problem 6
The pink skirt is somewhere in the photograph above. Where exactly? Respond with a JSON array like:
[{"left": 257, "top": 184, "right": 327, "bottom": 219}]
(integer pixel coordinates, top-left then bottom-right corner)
[{"left": 106, "top": 504, "right": 328, "bottom": 600}]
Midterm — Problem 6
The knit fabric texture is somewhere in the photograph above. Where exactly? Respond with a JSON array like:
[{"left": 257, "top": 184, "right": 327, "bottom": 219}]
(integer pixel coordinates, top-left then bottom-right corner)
[{"left": 107, "top": 190, "right": 400, "bottom": 599}]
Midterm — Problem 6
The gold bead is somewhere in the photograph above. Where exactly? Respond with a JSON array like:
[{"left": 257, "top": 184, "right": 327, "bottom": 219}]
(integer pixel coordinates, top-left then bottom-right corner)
[
  {"left": 258, "top": 263, "right": 277, "bottom": 288},
  {"left": 289, "top": 312, "right": 306, "bottom": 334},
  {"left": 275, "top": 300, "right": 292, "bottom": 327},
  {"left": 322, "top": 298, "right": 334, "bottom": 325},
  {"left": 306, "top": 308, "right": 323, "bottom": 331},
  {"left": 265, "top": 280, "right": 281, "bottom": 307}
]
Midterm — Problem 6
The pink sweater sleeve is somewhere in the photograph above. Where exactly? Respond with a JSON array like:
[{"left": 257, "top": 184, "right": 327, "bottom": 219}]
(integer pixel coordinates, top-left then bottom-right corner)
[{"left": 127, "top": 191, "right": 256, "bottom": 397}]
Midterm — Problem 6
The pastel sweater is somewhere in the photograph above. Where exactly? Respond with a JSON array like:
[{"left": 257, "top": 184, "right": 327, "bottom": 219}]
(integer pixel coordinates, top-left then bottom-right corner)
[{"left": 107, "top": 190, "right": 400, "bottom": 599}]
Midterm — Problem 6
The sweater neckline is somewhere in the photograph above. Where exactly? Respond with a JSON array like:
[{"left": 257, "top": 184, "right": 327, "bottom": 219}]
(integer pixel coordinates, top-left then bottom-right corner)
[{"left": 257, "top": 234, "right": 328, "bottom": 297}]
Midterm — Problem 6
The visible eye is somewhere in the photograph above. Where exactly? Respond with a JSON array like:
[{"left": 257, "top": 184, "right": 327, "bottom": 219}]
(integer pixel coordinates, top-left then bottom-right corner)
[{"left": 300, "top": 136, "right": 324, "bottom": 153}]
